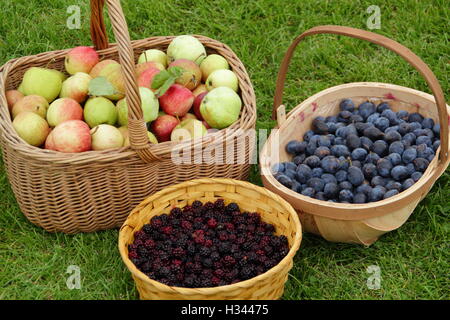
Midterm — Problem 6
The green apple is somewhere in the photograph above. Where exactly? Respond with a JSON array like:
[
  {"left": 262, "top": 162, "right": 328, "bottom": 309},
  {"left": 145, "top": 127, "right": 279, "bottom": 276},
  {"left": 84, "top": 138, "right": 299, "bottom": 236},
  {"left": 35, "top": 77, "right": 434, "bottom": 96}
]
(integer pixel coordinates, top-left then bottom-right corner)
[
  {"left": 97, "top": 63, "right": 125, "bottom": 100},
  {"left": 90, "top": 124, "right": 123, "bottom": 150},
  {"left": 171, "top": 118, "right": 207, "bottom": 142},
  {"left": 60, "top": 72, "right": 92, "bottom": 103},
  {"left": 138, "top": 49, "right": 168, "bottom": 67},
  {"left": 167, "top": 35, "right": 206, "bottom": 65},
  {"left": 21, "top": 67, "right": 62, "bottom": 102},
  {"left": 11, "top": 94, "right": 48, "bottom": 119},
  {"left": 17, "top": 82, "right": 26, "bottom": 95},
  {"left": 206, "top": 69, "right": 239, "bottom": 92},
  {"left": 200, "top": 87, "right": 242, "bottom": 129},
  {"left": 116, "top": 87, "right": 159, "bottom": 126},
  {"left": 13, "top": 111, "right": 49, "bottom": 146},
  {"left": 200, "top": 54, "right": 229, "bottom": 81},
  {"left": 119, "top": 126, "right": 158, "bottom": 146},
  {"left": 84, "top": 97, "right": 118, "bottom": 128}
]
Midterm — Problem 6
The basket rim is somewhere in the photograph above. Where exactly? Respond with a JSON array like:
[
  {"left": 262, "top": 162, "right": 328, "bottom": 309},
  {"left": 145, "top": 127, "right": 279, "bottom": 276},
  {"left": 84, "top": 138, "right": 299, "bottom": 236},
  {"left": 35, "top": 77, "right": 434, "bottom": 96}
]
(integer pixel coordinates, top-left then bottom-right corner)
[
  {"left": 260, "top": 82, "right": 450, "bottom": 221},
  {"left": 118, "top": 178, "right": 302, "bottom": 296},
  {"left": 0, "top": 35, "right": 256, "bottom": 165}
]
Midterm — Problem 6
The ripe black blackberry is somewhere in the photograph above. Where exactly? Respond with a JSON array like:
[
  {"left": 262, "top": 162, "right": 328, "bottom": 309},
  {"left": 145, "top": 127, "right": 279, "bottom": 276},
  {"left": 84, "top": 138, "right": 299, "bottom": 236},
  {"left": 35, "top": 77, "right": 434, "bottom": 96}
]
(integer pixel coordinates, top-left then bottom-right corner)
[{"left": 225, "top": 202, "right": 239, "bottom": 213}]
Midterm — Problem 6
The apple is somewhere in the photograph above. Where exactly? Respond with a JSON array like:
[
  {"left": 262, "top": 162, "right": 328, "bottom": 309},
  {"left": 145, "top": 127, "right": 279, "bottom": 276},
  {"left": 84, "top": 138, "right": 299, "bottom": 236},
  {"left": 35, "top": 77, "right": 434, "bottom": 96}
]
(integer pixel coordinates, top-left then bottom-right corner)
[
  {"left": 116, "top": 87, "right": 159, "bottom": 126},
  {"left": 98, "top": 63, "right": 125, "bottom": 100},
  {"left": 13, "top": 111, "right": 49, "bottom": 146},
  {"left": 167, "top": 35, "right": 206, "bottom": 65},
  {"left": 12, "top": 95, "right": 48, "bottom": 119},
  {"left": 138, "top": 49, "right": 168, "bottom": 67},
  {"left": 89, "top": 59, "right": 119, "bottom": 78},
  {"left": 52, "top": 120, "right": 91, "bottom": 152},
  {"left": 21, "top": 67, "right": 62, "bottom": 102},
  {"left": 171, "top": 118, "right": 207, "bottom": 142},
  {"left": 181, "top": 113, "right": 197, "bottom": 121},
  {"left": 192, "top": 91, "right": 207, "bottom": 120},
  {"left": 200, "top": 54, "right": 229, "bottom": 81},
  {"left": 137, "top": 67, "right": 161, "bottom": 90},
  {"left": 17, "top": 82, "right": 26, "bottom": 95},
  {"left": 151, "top": 114, "right": 180, "bottom": 142},
  {"left": 120, "top": 126, "right": 158, "bottom": 147},
  {"left": 45, "top": 129, "right": 56, "bottom": 150},
  {"left": 65, "top": 46, "right": 99, "bottom": 75},
  {"left": 200, "top": 87, "right": 242, "bottom": 129},
  {"left": 159, "top": 84, "right": 194, "bottom": 117},
  {"left": 206, "top": 69, "right": 239, "bottom": 92},
  {"left": 60, "top": 72, "right": 92, "bottom": 103},
  {"left": 84, "top": 97, "right": 118, "bottom": 128},
  {"left": 192, "top": 84, "right": 207, "bottom": 97},
  {"left": 136, "top": 61, "right": 165, "bottom": 77},
  {"left": 49, "top": 69, "right": 67, "bottom": 83},
  {"left": 47, "top": 98, "right": 83, "bottom": 127},
  {"left": 90, "top": 124, "right": 124, "bottom": 150},
  {"left": 6, "top": 90, "right": 24, "bottom": 112},
  {"left": 168, "top": 59, "right": 202, "bottom": 90}
]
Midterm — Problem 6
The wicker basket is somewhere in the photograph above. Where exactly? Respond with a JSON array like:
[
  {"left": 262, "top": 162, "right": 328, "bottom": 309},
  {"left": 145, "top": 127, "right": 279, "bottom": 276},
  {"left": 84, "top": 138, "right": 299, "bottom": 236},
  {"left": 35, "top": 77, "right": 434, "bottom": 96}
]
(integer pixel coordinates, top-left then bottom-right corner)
[
  {"left": 260, "top": 26, "right": 449, "bottom": 245},
  {"left": 0, "top": 0, "right": 256, "bottom": 233},
  {"left": 118, "top": 178, "right": 302, "bottom": 300}
]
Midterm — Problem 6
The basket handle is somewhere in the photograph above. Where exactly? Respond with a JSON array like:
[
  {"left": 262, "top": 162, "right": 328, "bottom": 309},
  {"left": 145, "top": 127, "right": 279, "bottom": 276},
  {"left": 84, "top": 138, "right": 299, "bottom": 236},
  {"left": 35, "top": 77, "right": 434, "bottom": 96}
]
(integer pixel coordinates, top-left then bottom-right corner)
[
  {"left": 272, "top": 25, "right": 448, "bottom": 163},
  {"left": 90, "top": 0, "right": 160, "bottom": 162}
]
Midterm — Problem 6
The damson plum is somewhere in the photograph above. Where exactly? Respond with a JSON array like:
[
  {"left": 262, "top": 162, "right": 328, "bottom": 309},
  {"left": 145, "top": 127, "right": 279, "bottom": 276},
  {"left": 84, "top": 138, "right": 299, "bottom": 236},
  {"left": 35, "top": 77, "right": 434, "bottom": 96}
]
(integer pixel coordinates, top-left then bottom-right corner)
[
  {"left": 402, "top": 132, "right": 416, "bottom": 147},
  {"left": 295, "top": 164, "right": 312, "bottom": 184},
  {"left": 433, "top": 124, "right": 440, "bottom": 137},
  {"left": 411, "top": 172, "right": 423, "bottom": 182},
  {"left": 271, "top": 163, "right": 285, "bottom": 174},
  {"left": 372, "top": 140, "right": 389, "bottom": 156},
  {"left": 377, "top": 102, "right": 391, "bottom": 113},
  {"left": 416, "top": 135, "right": 432, "bottom": 147},
  {"left": 360, "top": 136, "right": 374, "bottom": 151},
  {"left": 365, "top": 152, "right": 382, "bottom": 166},
  {"left": 323, "top": 182, "right": 339, "bottom": 199},
  {"left": 303, "top": 130, "right": 314, "bottom": 142},
  {"left": 321, "top": 156, "right": 340, "bottom": 174},
  {"left": 383, "top": 189, "right": 399, "bottom": 199},
  {"left": 356, "top": 183, "right": 372, "bottom": 195},
  {"left": 364, "top": 126, "right": 384, "bottom": 141},
  {"left": 413, "top": 157, "right": 429, "bottom": 172},
  {"left": 384, "top": 130, "right": 402, "bottom": 144},
  {"left": 314, "top": 146, "right": 331, "bottom": 159},
  {"left": 389, "top": 141, "right": 405, "bottom": 155},
  {"left": 397, "top": 110, "right": 409, "bottom": 121},
  {"left": 338, "top": 110, "right": 353, "bottom": 123},
  {"left": 291, "top": 181, "right": 301, "bottom": 193},
  {"left": 346, "top": 134, "right": 361, "bottom": 150},
  {"left": 312, "top": 118, "right": 329, "bottom": 135},
  {"left": 381, "top": 109, "right": 399, "bottom": 125},
  {"left": 386, "top": 152, "right": 402, "bottom": 166},
  {"left": 368, "top": 186, "right": 387, "bottom": 202},
  {"left": 402, "top": 147, "right": 417, "bottom": 164},
  {"left": 307, "top": 178, "right": 325, "bottom": 192},
  {"left": 301, "top": 187, "right": 315, "bottom": 198},
  {"left": 351, "top": 148, "right": 368, "bottom": 161},
  {"left": 422, "top": 118, "right": 434, "bottom": 129},
  {"left": 367, "top": 113, "right": 380, "bottom": 124},
  {"left": 347, "top": 166, "right": 364, "bottom": 186},
  {"left": 310, "top": 166, "right": 323, "bottom": 177},
  {"left": 353, "top": 193, "right": 367, "bottom": 203},
  {"left": 376, "top": 159, "right": 393, "bottom": 177},
  {"left": 286, "top": 140, "right": 306, "bottom": 155},
  {"left": 351, "top": 160, "right": 362, "bottom": 168},
  {"left": 315, "top": 192, "right": 327, "bottom": 201},
  {"left": 339, "top": 181, "right": 353, "bottom": 190},
  {"left": 335, "top": 170, "right": 348, "bottom": 183},
  {"left": 284, "top": 169, "right": 296, "bottom": 180},
  {"left": 391, "top": 165, "right": 409, "bottom": 181},
  {"left": 402, "top": 178, "right": 415, "bottom": 191},
  {"left": 338, "top": 156, "right": 350, "bottom": 171},
  {"left": 339, "top": 189, "right": 354, "bottom": 202},
  {"left": 304, "top": 155, "right": 321, "bottom": 168},
  {"left": 318, "top": 135, "right": 332, "bottom": 147},
  {"left": 362, "top": 163, "right": 378, "bottom": 180},
  {"left": 284, "top": 161, "right": 297, "bottom": 172},
  {"left": 331, "top": 144, "right": 350, "bottom": 157},
  {"left": 358, "top": 101, "right": 376, "bottom": 120},
  {"left": 340, "top": 99, "right": 355, "bottom": 112},
  {"left": 433, "top": 140, "right": 441, "bottom": 152},
  {"left": 397, "top": 122, "right": 410, "bottom": 135},
  {"left": 276, "top": 174, "right": 293, "bottom": 188},
  {"left": 371, "top": 176, "right": 386, "bottom": 187},
  {"left": 374, "top": 117, "right": 390, "bottom": 131},
  {"left": 293, "top": 154, "right": 306, "bottom": 165},
  {"left": 408, "top": 112, "right": 424, "bottom": 123},
  {"left": 322, "top": 173, "right": 338, "bottom": 185},
  {"left": 385, "top": 180, "right": 402, "bottom": 191}
]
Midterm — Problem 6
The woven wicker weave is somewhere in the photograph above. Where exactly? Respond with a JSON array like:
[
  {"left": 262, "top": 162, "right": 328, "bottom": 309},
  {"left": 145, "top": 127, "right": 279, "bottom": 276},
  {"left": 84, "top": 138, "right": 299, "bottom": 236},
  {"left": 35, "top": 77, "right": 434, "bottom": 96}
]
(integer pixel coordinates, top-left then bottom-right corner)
[
  {"left": 118, "top": 178, "right": 302, "bottom": 300},
  {"left": 0, "top": 0, "right": 256, "bottom": 233},
  {"left": 260, "top": 26, "right": 449, "bottom": 245}
]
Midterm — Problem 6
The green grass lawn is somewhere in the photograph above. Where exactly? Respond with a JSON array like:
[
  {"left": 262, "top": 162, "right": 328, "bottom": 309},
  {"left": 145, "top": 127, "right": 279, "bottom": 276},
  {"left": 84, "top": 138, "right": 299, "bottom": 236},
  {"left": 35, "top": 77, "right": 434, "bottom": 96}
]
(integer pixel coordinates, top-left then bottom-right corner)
[{"left": 0, "top": 0, "right": 449, "bottom": 299}]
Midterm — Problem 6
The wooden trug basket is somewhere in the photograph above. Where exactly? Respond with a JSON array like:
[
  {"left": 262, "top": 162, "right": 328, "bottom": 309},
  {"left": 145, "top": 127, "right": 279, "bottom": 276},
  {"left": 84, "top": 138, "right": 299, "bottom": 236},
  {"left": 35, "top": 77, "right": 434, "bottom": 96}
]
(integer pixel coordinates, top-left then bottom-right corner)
[
  {"left": 0, "top": 0, "right": 256, "bottom": 233},
  {"left": 260, "top": 26, "right": 449, "bottom": 245},
  {"left": 118, "top": 178, "right": 302, "bottom": 300}
]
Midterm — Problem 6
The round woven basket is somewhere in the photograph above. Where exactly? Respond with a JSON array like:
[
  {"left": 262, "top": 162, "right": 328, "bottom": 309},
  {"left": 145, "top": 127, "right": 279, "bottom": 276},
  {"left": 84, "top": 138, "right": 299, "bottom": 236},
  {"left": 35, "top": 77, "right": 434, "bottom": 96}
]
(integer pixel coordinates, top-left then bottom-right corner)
[
  {"left": 0, "top": 0, "right": 256, "bottom": 233},
  {"left": 118, "top": 178, "right": 302, "bottom": 300},
  {"left": 260, "top": 26, "right": 449, "bottom": 245}
]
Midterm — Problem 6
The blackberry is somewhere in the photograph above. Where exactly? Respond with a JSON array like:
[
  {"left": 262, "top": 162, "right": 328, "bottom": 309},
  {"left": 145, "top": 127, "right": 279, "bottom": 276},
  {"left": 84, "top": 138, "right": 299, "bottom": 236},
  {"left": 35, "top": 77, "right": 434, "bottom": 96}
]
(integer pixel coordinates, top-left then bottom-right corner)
[
  {"left": 192, "top": 200, "right": 203, "bottom": 208},
  {"left": 226, "top": 202, "right": 239, "bottom": 213},
  {"left": 199, "top": 246, "right": 211, "bottom": 257},
  {"left": 223, "top": 255, "right": 236, "bottom": 267},
  {"left": 240, "top": 266, "right": 256, "bottom": 280},
  {"left": 214, "top": 199, "right": 225, "bottom": 210}
]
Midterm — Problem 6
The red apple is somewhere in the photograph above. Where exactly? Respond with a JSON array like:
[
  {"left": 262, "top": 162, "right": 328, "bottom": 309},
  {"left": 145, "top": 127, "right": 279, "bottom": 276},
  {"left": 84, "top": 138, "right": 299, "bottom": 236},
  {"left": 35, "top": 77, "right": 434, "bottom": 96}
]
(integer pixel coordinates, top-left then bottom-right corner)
[
  {"left": 89, "top": 59, "right": 119, "bottom": 78},
  {"left": 151, "top": 114, "right": 180, "bottom": 142},
  {"left": 65, "top": 46, "right": 99, "bottom": 75},
  {"left": 52, "top": 120, "right": 92, "bottom": 153},
  {"left": 46, "top": 98, "right": 83, "bottom": 127},
  {"left": 45, "top": 129, "right": 56, "bottom": 150},
  {"left": 192, "top": 84, "right": 207, "bottom": 97},
  {"left": 159, "top": 84, "right": 194, "bottom": 117},
  {"left": 137, "top": 67, "right": 161, "bottom": 90},
  {"left": 6, "top": 90, "right": 24, "bottom": 112},
  {"left": 136, "top": 62, "right": 165, "bottom": 77},
  {"left": 181, "top": 113, "right": 197, "bottom": 121},
  {"left": 168, "top": 59, "right": 202, "bottom": 90},
  {"left": 193, "top": 91, "right": 207, "bottom": 121}
]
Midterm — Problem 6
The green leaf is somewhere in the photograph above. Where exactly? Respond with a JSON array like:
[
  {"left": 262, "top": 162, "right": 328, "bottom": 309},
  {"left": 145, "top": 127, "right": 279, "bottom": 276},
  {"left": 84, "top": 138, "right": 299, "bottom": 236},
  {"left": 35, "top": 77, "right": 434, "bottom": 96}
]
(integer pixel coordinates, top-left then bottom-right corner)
[
  {"left": 167, "top": 66, "right": 185, "bottom": 78},
  {"left": 88, "top": 77, "right": 116, "bottom": 96},
  {"left": 155, "top": 77, "right": 176, "bottom": 97},
  {"left": 151, "top": 70, "right": 171, "bottom": 90}
]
